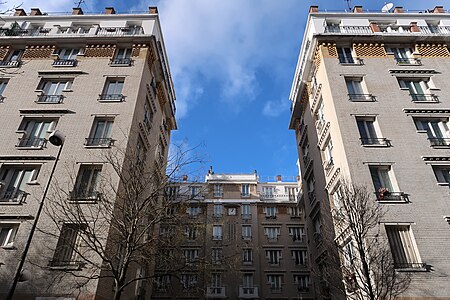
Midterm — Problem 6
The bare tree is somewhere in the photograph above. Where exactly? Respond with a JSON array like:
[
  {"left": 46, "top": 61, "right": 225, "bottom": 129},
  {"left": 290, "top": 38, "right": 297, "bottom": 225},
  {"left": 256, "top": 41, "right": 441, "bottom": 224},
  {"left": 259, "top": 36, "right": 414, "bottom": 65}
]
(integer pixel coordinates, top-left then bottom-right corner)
[
  {"left": 38, "top": 143, "right": 208, "bottom": 300},
  {"left": 328, "top": 180, "right": 410, "bottom": 300}
]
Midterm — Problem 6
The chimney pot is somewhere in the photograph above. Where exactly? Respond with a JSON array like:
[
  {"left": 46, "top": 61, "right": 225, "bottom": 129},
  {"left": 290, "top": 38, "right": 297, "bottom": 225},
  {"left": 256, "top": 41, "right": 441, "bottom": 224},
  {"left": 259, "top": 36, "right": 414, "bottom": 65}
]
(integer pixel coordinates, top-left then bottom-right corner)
[
  {"left": 276, "top": 175, "right": 282, "bottom": 182},
  {"left": 149, "top": 6, "right": 158, "bottom": 14},
  {"left": 309, "top": 6, "right": 319, "bottom": 13},
  {"left": 72, "top": 7, "right": 84, "bottom": 15},
  {"left": 433, "top": 6, "right": 445, "bottom": 13},
  {"left": 353, "top": 6, "right": 363, "bottom": 13},
  {"left": 182, "top": 175, "right": 188, "bottom": 181},
  {"left": 14, "top": 8, "right": 26, "bottom": 16},
  {"left": 105, "top": 7, "right": 116, "bottom": 14},
  {"left": 393, "top": 7, "right": 404, "bottom": 13}
]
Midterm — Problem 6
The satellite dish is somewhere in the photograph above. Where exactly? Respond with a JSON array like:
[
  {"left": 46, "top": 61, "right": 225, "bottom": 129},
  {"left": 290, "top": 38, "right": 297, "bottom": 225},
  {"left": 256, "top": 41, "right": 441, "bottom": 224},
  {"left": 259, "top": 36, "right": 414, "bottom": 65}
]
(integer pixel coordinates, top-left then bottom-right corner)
[{"left": 381, "top": 2, "right": 394, "bottom": 12}]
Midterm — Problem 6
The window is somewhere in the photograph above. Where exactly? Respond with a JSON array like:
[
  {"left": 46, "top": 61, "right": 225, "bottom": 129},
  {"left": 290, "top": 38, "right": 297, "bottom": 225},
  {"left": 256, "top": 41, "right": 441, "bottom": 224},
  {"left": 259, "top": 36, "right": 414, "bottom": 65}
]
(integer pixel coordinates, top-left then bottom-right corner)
[
  {"left": 315, "top": 100, "right": 326, "bottom": 132},
  {"left": 17, "top": 118, "right": 57, "bottom": 148},
  {"left": 385, "top": 225, "right": 423, "bottom": 269},
  {"left": 388, "top": 47, "right": 420, "bottom": 65},
  {"left": 241, "top": 184, "right": 250, "bottom": 197},
  {"left": 71, "top": 165, "right": 102, "bottom": 200},
  {"left": 267, "top": 274, "right": 283, "bottom": 293},
  {"left": 242, "top": 273, "right": 255, "bottom": 293},
  {"left": 111, "top": 48, "right": 132, "bottom": 66},
  {"left": 86, "top": 118, "right": 114, "bottom": 147},
  {"left": 322, "top": 137, "right": 334, "bottom": 171},
  {"left": 0, "top": 223, "right": 18, "bottom": 247},
  {"left": 337, "top": 47, "right": 354, "bottom": 64},
  {"left": 285, "top": 186, "right": 297, "bottom": 201},
  {"left": 262, "top": 186, "right": 275, "bottom": 198},
  {"left": 291, "top": 250, "right": 308, "bottom": 266},
  {"left": 242, "top": 225, "right": 252, "bottom": 240},
  {"left": 264, "top": 227, "right": 280, "bottom": 242},
  {"left": 241, "top": 204, "right": 251, "bottom": 219},
  {"left": 0, "top": 166, "right": 38, "bottom": 202},
  {"left": 154, "top": 274, "right": 171, "bottom": 291},
  {"left": 183, "top": 249, "right": 199, "bottom": 264},
  {"left": 0, "top": 49, "right": 22, "bottom": 67},
  {"left": 356, "top": 117, "right": 388, "bottom": 146},
  {"left": 210, "top": 273, "right": 222, "bottom": 292},
  {"left": 346, "top": 77, "right": 373, "bottom": 101},
  {"left": 185, "top": 226, "right": 198, "bottom": 240},
  {"left": 432, "top": 165, "right": 450, "bottom": 185},
  {"left": 290, "top": 206, "right": 301, "bottom": 218},
  {"left": 289, "top": 226, "right": 306, "bottom": 242},
  {"left": 211, "top": 248, "right": 222, "bottom": 264},
  {"left": 0, "top": 79, "right": 8, "bottom": 102},
  {"left": 37, "top": 79, "right": 72, "bottom": 103},
  {"left": 143, "top": 96, "right": 154, "bottom": 130},
  {"left": 180, "top": 274, "right": 198, "bottom": 289},
  {"left": 398, "top": 78, "right": 437, "bottom": 102},
  {"left": 415, "top": 118, "right": 450, "bottom": 146},
  {"left": 191, "top": 186, "right": 202, "bottom": 198},
  {"left": 294, "top": 275, "right": 310, "bottom": 292},
  {"left": 187, "top": 206, "right": 201, "bottom": 217},
  {"left": 52, "top": 223, "right": 85, "bottom": 267},
  {"left": 266, "top": 250, "right": 282, "bottom": 265},
  {"left": 100, "top": 78, "right": 125, "bottom": 101},
  {"left": 53, "top": 48, "right": 80, "bottom": 66},
  {"left": 136, "top": 136, "right": 146, "bottom": 167},
  {"left": 213, "top": 204, "right": 223, "bottom": 217},
  {"left": 243, "top": 249, "right": 253, "bottom": 264},
  {"left": 342, "top": 239, "right": 356, "bottom": 267},
  {"left": 212, "top": 225, "right": 223, "bottom": 240},
  {"left": 265, "top": 207, "right": 277, "bottom": 219},
  {"left": 214, "top": 184, "right": 223, "bottom": 197}
]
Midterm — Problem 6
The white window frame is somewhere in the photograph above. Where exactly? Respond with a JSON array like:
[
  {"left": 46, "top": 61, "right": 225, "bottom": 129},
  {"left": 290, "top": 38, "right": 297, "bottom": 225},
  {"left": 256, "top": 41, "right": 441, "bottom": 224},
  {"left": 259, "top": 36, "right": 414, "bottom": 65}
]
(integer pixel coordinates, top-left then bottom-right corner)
[
  {"left": 212, "top": 225, "right": 223, "bottom": 240},
  {"left": 243, "top": 248, "right": 253, "bottom": 264},
  {"left": 264, "top": 227, "right": 280, "bottom": 241},
  {"left": 289, "top": 226, "right": 306, "bottom": 242},
  {"left": 242, "top": 225, "right": 252, "bottom": 240},
  {"left": 265, "top": 206, "right": 277, "bottom": 218},
  {"left": 0, "top": 222, "right": 19, "bottom": 248},
  {"left": 432, "top": 165, "right": 450, "bottom": 185},
  {"left": 241, "top": 183, "right": 250, "bottom": 196},
  {"left": 0, "top": 165, "right": 39, "bottom": 202},
  {"left": 72, "top": 165, "right": 102, "bottom": 199},
  {"left": 385, "top": 224, "right": 423, "bottom": 269}
]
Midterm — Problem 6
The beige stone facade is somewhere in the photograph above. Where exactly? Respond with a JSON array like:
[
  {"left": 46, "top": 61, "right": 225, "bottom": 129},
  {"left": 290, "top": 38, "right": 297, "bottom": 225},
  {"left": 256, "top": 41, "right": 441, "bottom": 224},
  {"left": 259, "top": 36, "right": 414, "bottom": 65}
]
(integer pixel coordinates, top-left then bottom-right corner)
[
  {"left": 0, "top": 7, "right": 175, "bottom": 300},
  {"left": 290, "top": 5, "right": 450, "bottom": 300}
]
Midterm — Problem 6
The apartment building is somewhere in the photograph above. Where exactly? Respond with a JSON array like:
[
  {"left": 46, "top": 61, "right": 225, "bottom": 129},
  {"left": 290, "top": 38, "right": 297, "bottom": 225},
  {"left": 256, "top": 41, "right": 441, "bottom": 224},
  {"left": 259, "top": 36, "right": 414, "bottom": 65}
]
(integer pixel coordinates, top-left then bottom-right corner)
[
  {"left": 152, "top": 170, "right": 312, "bottom": 299},
  {"left": 289, "top": 5, "right": 450, "bottom": 299},
  {"left": 0, "top": 7, "right": 176, "bottom": 300}
]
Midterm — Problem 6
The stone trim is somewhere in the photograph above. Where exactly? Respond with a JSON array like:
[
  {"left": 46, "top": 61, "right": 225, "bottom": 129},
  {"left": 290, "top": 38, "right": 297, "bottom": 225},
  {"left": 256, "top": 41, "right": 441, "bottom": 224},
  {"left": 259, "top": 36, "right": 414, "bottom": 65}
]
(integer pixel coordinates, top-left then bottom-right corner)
[
  {"left": 416, "top": 43, "right": 450, "bottom": 58},
  {"left": 353, "top": 43, "right": 386, "bottom": 57},
  {"left": 0, "top": 46, "right": 10, "bottom": 60},
  {"left": 22, "top": 45, "right": 56, "bottom": 59},
  {"left": 84, "top": 44, "right": 116, "bottom": 58}
]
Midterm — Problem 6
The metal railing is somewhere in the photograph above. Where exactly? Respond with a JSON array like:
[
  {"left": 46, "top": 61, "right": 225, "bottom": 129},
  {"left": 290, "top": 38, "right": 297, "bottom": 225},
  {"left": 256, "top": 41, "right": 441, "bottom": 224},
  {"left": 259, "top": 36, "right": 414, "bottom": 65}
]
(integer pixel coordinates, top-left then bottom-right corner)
[
  {"left": 360, "top": 138, "right": 390, "bottom": 146},
  {"left": 394, "top": 262, "right": 426, "bottom": 269},
  {"left": 428, "top": 137, "right": 450, "bottom": 147},
  {"left": 324, "top": 25, "right": 372, "bottom": 34},
  {"left": 98, "top": 94, "right": 125, "bottom": 101},
  {"left": 213, "top": 192, "right": 223, "bottom": 197},
  {"left": 0, "top": 60, "right": 20, "bottom": 68},
  {"left": 418, "top": 26, "right": 450, "bottom": 34},
  {"left": 0, "top": 26, "right": 144, "bottom": 37},
  {"left": 348, "top": 93, "right": 376, "bottom": 102},
  {"left": 84, "top": 137, "right": 115, "bottom": 147},
  {"left": 110, "top": 57, "right": 132, "bottom": 66},
  {"left": 69, "top": 190, "right": 101, "bottom": 200},
  {"left": 36, "top": 94, "right": 64, "bottom": 103},
  {"left": 0, "top": 190, "right": 28, "bottom": 203},
  {"left": 206, "top": 287, "right": 226, "bottom": 297},
  {"left": 395, "top": 58, "right": 421, "bottom": 65},
  {"left": 97, "top": 26, "right": 144, "bottom": 36},
  {"left": 17, "top": 137, "right": 47, "bottom": 148},
  {"left": 49, "top": 260, "right": 83, "bottom": 268},
  {"left": 239, "top": 286, "right": 259, "bottom": 298},
  {"left": 410, "top": 94, "right": 439, "bottom": 102},
  {"left": 379, "top": 25, "right": 411, "bottom": 33},
  {"left": 339, "top": 56, "right": 364, "bottom": 65},
  {"left": 324, "top": 158, "right": 334, "bottom": 173},
  {"left": 242, "top": 213, "right": 252, "bottom": 220},
  {"left": 0, "top": 28, "right": 50, "bottom": 36},
  {"left": 52, "top": 59, "right": 77, "bottom": 67},
  {"left": 375, "top": 191, "right": 408, "bottom": 202}
]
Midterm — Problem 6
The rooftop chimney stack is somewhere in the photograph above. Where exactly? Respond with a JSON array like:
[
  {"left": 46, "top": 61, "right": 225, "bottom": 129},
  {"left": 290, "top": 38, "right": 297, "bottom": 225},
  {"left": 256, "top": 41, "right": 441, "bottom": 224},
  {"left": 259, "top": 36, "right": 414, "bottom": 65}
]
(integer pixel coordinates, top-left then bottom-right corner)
[
  {"left": 353, "top": 6, "right": 363, "bottom": 13},
  {"left": 72, "top": 7, "right": 84, "bottom": 15},
  {"left": 182, "top": 175, "right": 188, "bottom": 181},
  {"left": 14, "top": 8, "right": 26, "bottom": 16},
  {"left": 433, "top": 6, "right": 445, "bottom": 13},
  {"left": 105, "top": 7, "right": 116, "bottom": 14},
  {"left": 149, "top": 6, "right": 158, "bottom": 14},
  {"left": 30, "top": 8, "right": 42, "bottom": 16},
  {"left": 393, "top": 7, "right": 404, "bottom": 13},
  {"left": 309, "top": 6, "right": 319, "bottom": 13},
  {"left": 276, "top": 175, "right": 282, "bottom": 182}
]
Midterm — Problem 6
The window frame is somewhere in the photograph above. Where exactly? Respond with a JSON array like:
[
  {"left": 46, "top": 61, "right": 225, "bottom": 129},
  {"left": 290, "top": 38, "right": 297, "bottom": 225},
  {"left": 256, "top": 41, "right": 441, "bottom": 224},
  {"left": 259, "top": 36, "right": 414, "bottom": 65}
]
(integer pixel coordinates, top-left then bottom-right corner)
[
  {"left": 99, "top": 78, "right": 125, "bottom": 101},
  {"left": 85, "top": 117, "right": 114, "bottom": 147}
]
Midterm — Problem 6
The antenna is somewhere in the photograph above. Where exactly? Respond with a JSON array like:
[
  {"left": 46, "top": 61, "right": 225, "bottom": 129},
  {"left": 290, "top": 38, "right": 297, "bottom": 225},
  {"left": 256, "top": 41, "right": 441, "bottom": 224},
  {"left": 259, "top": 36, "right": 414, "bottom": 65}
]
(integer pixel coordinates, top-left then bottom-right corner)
[
  {"left": 381, "top": 2, "right": 394, "bottom": 12},
  {"left": 345, "top": 0, "right": 352, "bottom": 11},
  {"left": 74, "top": 0, "right": 85, "bottom": 8}
]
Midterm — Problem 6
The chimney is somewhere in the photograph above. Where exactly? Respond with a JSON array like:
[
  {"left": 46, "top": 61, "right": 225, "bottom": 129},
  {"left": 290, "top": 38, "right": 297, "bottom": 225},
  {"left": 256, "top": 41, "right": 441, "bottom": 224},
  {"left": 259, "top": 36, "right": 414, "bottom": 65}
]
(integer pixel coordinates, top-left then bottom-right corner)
[
  {"left": 433, "top": 6, "right": 445, "bottom": 13},
  {"left": 393, "top": 7, "right": 404, "bottom": 13},
  {"left": 105, "top": 7, "right": 116, "bottom": 14},
  {"left": 182, "top": 175, "right": 188, "bottom": 181},
  {"left": 369, "top": 22, "right": 381, "bottom": 32},
  {"left": 72, "top": 7, "right": 84, "bottom": 15},
  {"left": 30, "top": 8, "right": 42, "bottom": 16},
  {"left": 149, "top": 6, "right": 158, "bottom": 14},
  {"left": 296, "top": 175, "right": 301, "bottom": 182},
  {"left": 276, "top": 175, "right": 282, "bottom": 182},
  {"left": 309, "top": 6, "right": 319, "bottom": 13},
  {"left": 353, "top": 6, "right": 363, "bottom": 13},
  {"left": 410, "top": 22, "right": 420, "bottom": 32},
  {"left": 14, "top": 8, "right": 26, "bottom": 16}
]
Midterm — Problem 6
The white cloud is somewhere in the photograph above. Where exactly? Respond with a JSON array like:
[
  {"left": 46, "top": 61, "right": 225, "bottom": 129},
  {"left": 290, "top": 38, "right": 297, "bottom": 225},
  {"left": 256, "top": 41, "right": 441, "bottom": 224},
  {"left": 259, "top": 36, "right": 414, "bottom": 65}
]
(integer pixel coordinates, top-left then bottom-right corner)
[{"left": 262, "top": 97, "right": 290, "bottom": 118}]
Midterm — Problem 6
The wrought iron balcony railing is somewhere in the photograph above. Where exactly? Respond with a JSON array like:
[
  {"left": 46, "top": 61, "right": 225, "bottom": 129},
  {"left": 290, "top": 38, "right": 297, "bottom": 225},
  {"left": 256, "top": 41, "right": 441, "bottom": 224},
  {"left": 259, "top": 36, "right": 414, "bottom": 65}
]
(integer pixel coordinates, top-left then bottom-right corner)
[
  {"left": 69, "top": 190, "right": 102, "bottom": 201},
  {"left": 110, "top": 57, "right": 132, "bottom": 66},
  {"left": 428, "top": 137, "right": 450, "bottom": 147},
  {"left": 395, "top": 57, "right": 421, "bottom": 65},
  {"left": 360, "top": 138, "right": 390, "bottom": 146},
  {"left": 375, "top": 191, "right": 408, "bottom": 202},
  {"left": 239, "top": 286, "right": 259, "bottom": 298},
  {"left": 52, "top": 59, "right": 77, "bottom": 67},
  {"left": 0, "top": 190, "right": 28, "bottom": 203},
  {"left": 338, "top": 56, "right": 364, "bottom": 65},
  {"left": 348, "top": 93, "right": 376, "bottom": 102},
  {"left": 17, "top": 137, "right": 47, "bottom": 148},
  {"left": 0, "top": 60, "right": 20, "bottom": 68},
  {"left": 324, "top": 25, "right": 372, "bottom": 34},
  {"left": 98, "top": 94, "right": 125, "bottom": 101},
  {"left": 410, "top": 93, "right": 439, "bottom": 102},
  {"left": 394, "top": 262, "right": 427, "bottom": 269},
  {"left": 36, "top": 94, "right": 64, "bottom": 103},
  {"left": 84, "top": 137, "right": 115, "bottom": 147}
]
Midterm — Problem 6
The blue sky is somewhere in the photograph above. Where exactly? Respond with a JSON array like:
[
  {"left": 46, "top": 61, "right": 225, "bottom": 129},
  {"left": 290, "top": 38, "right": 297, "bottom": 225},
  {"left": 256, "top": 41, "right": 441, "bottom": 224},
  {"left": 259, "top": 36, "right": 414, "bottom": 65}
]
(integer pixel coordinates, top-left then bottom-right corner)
[{"left": 6, "top": 0, "right": 447, "bottom": 178}]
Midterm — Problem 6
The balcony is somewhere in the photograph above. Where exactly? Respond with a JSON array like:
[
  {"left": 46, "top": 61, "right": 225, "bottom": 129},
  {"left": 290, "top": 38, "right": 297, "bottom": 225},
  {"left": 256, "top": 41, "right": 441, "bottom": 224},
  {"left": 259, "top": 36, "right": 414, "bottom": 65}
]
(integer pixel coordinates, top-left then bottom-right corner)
[
  {"left": 0, "top": 28, "right": 50, "bottom": 36},
  {"left": 49, "top": 260, "right": 83, "bottom": 270},
  {"left": 395, "top": 57, "right": 421, "bottom": 65},
  {"left": 348, "top": 93, "right": 376, "bottom": 102},
  {"left": 360, "top": 138, "right": 390, "bottom": 146},
  {"left": 324, "top": 158, "right": 334, "bottom": 174},
  {"left": 0, "top": 25, "right": 144, "bottom": 37},
  {"left": 297, "top": 284, "right": 311, "bottom": 293},
  {"left": 69, "top": 190, "right": 102, "bottom": 201},
  {"left": 270, "top": 286, "right": 282, "bottom": 294},
  {"left": 84, "top": 137, "right": 115, "bottom": 147},
  {"left": 17, "top": 137, "right": 47, "bottom": 148},
  {"left": 241, "top": 192, "right": 250, "bottom": 197},
  {"left": 410, "top": 94, "right": 439, "bottom": 102},
  {"left": 98, "top": 93, "right": 125, "bottom": 102},
  {"left": 52, "top": 59, "right": 77, "bottom": 67},
  {"left": 324, "top": 25, "right": 372, "bottom": 34},
  {"left": 0, "top": 60, "right": 20, "bottom": 68},
  {"left": 428, "top": 137, "right": 450, "bottom": 147},
  {"left": 418, "top": 26, "right": 450, "bottom": 35},
  {"left": 394, "top": 262, "right": 427, "bottom": 270},
  {"left": 36, "top": 94, "right": 64, "bottom": 104},
  {"left": 338, "top": 56, "right": 364, "bottom": 65},
  {"left": 206, "top": 287, "right": 226, "bottom": 298},
  {"left": 96, "top": 26, "right": 144, "bottom": 36},
  {"left": 0, "top": 190, "right": 28, "bottom": 204},
  {"left": 308, "top": 191, "right": 316, "bottom": 206},
  {"left": 238, "top": 286, "right": 259, "bottom": 298},
  {"left": 375, "top": 190, "right": 408, "bottom": 202},
  {"left": 110, "top": 57, "right": 132, "bottom": 66},
  {"left": 315, "top": 119, "right": 325, "bottom": 134},
  {"left": 213, "top": 192, "right": 223, "bottom": 198},
  {"left": 0, "top": 95, "right": 4, "bottom": 103},
  {"left": 379, "top": 25, "right": 411, "bottom": 33},
  {"left": 242, "top": 213, "right": 252, "bottom": 220}
]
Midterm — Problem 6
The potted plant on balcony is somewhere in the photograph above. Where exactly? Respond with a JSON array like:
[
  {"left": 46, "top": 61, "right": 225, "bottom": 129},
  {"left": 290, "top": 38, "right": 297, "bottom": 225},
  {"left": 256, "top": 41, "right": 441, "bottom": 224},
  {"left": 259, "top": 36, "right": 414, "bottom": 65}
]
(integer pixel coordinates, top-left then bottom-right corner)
[{"left": 377, "top": 187, "right": 390, "bottom": 200}]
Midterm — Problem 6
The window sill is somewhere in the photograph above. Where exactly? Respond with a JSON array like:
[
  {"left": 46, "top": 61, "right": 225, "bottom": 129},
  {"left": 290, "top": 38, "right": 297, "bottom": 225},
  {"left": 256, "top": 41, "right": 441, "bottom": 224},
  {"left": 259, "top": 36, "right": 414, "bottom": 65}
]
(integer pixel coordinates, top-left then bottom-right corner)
[
  {"left": 84, "top": 145, "right": 112, "bottom": 149},
  {"left": 361, "top": 144, "right": 390, "bottom": 148},
  {"left": 1, "top": 245, "right": 16, "bottom": 250},
  {"left": 16, "top": 146, "right": 45, "bottom": 150},
  {"left": 0, "top": 201, "right": 23, "bottom": 205},
  {"left": 437, "top": 182, "right": 449, "bottom": 186},
  {"left": 430, "top": 145, "right": 450, "bottom": 149},
  {"left": 242, "top": 261, "right": 253, "bottom": 266},
  {"left": 377, "top": 200, "right": 409, "bottom": 204},
  {"left": 411, "top": 101, "right": 440, "bottom": 104},
  {"left": 49, "top": 264, "right": 83, "bottom": 271},
  {"left": 98, "top": 99, "right": 125, "bottom": 103},
  {"left": 68, "top": 199, "right": 98, "bottom": 204},
  {"left": 396, "top": 267, "right": 429, "bottom": 272}
]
